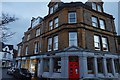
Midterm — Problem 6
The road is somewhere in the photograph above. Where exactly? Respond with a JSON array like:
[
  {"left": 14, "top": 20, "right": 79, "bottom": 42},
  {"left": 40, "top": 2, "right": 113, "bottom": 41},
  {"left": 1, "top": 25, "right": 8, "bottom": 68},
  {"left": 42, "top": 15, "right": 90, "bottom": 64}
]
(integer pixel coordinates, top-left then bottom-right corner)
[
  {"left": 1, "top": 68, "right": 46, "bottom": 80},
  {"left": 2, "top": 68, "right": 16, "bottom": 80}
]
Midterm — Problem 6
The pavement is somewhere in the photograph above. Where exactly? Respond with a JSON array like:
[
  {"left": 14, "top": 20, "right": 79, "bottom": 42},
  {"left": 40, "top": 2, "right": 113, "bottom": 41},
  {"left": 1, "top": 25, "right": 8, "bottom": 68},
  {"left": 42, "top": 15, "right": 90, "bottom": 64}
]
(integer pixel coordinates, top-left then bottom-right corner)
[{"left": 1, "top": 68, "right": 46, "bottom": 80}]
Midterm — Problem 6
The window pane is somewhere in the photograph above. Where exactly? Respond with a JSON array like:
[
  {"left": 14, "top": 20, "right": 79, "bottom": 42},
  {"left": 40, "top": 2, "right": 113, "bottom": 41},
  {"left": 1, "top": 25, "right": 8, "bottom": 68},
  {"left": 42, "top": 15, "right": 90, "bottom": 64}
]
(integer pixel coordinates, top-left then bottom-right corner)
[
  {"left": 26, "top": 46, "right": 28, "bottom": 55},
  {"left": 92, "top": 3, "right": 96, "bottom": 10},
  {"left": 92, "top": 17, "right": 98, "bottom": 27},
  {"left": 68, "top": 12, "right": 76, "bottom": 23},
  {"left": 54, "top": 18, "right": 58, "bottom": 28},
  {"left": 97, "top": 58, "right": 103, "bottom": 73},
  {"left": 94, "top": 35, "right": 100, "bottom": 50},
  {"left": 87, "top": 58, "right": 94, "bottom": 74},
  {"left": 114, "top": 59, "right": 119, "bottom": 73},
  {"left": 102, "top": 37, "right": 108, "bottom": 51},
  {"left": 36, "top": 28, "right": 40, "bottom": 37},
  {"left": 48, "top": 38, "right": 52, "bottom": 51},
  {"left": 106, "top": 59, "right": 112, "bottom": 73},
  {"left": 98, "top": 5, "right": 102, "bottom": 12},
  {"left": 50, "top": 7, "right": 53, "bottom": 14},
  {"left": 54, "top": 36, "right": 58, "bottom": 50},
  {"left": 99, "top": 19, "right": 105, "bottom": 29},
  {"left": 43, "top": 59, "right": 49, "bottom": 72},
  {"left": 53, "top": 58, "right": 61, "bottom": 73},
  {"left": 35, "top": 42, "right": 39, "bottom": 54},
  {"left": 54, "top": 3, "right": 58, "bottom": 11},
  {"left": 49, "top": 21, "right": 53, "bottom": 30},
  {"left": 27, "top": 34, "right": 30, "bottom": 41},
  {"left": 69, "top": 32, "right": 77, "bottom": 46}
]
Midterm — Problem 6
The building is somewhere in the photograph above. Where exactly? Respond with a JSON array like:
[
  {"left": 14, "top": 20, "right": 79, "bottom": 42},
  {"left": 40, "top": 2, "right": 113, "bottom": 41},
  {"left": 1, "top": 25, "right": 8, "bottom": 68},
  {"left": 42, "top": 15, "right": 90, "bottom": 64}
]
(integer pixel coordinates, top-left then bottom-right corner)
[
  {"left": 16, "top": 0, "right": 120, "bottom": 79},
  {"left": 118, "top": 36, "right": 120, "bottom": 53},
  {"left": 0, "top": 42, "right": 15, "bottom": 68}
]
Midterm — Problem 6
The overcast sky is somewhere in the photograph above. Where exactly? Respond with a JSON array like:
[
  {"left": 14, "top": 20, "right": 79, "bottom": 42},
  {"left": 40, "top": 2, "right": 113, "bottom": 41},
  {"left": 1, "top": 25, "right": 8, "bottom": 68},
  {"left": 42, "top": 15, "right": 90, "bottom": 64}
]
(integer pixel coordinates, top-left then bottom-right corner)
[{"left": 2, "top": 0, "right": 119, "bottom": 49}]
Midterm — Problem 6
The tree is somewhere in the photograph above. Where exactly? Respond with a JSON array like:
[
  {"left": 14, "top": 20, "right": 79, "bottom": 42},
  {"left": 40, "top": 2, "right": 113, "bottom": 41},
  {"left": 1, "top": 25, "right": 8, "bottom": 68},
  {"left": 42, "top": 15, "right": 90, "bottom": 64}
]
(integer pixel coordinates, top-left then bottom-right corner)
[{"left": 0, "top": 13, "right": 18, "bottom": 42}]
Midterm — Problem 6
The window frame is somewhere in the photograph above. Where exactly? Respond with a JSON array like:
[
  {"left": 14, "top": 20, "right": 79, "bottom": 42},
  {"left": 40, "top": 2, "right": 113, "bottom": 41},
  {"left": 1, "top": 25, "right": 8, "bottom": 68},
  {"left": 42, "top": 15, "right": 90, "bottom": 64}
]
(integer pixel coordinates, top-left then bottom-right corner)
[
  {"left": 69, "top": 32, "right": 78, "bottom": 47},
  {"left": 48, "top": 38, "right": 52, "bottom": 51},
  {"left": 49, "top": 20, "right": 53, "bottom": 31},
  {"left": 54, "top": 17, "right": 58, "bottom": 28},
  {"left": 99, "top": 19, "right": 105, "bottom": 30},
  {"left": 36, "top": 28, "right": 40, "bottom": 37},
  {"left": 97, "top": 58, "right": 103, "bottom": 73},
  {"left": 53, "top": 36, "right": 58, "bottom": 50},
  {"left": 114, "top": 59, "right": 119, "bottom": 73},
  {"left": 25, "top": 46, "right": 28, "bottom": 55},
  {"left": 97, "top": 4, "right": 102, "bottom": 12},
  {"left": 92, "top": 16, "right": 98, "bottom": 28},
  {"left": 68, "top": 12, "right": 76, "bottom": 23},
  {"left": 94, "top": 35, "right": 101, "bottom": 50},
  {"left": 53, "top": 58, "right": 61, "bottom": 73},
  {"left": 106, "top": 59, "right": 112, "bottom": 73},
  {"left": 92, "top": 2, "right": 97, "bottom": 10},
  {"left": 50, "top": 7, "right": 53, "bottom": 14},
  {"left": 18, "top": 46, "right": 21, "bottom": 56},
  {"left": 87, "top": 57, "right": 94, "bottom": 74},
  {"left": 102, "top": 37, "right": 108, "bottom": 51},
  {"left": 27, "top": 34, "right": 30, "bottom": 41},
  {"left": 34, "top": 42, "right": 39, "bottom": 54},
  {"left": 54, "top": 3, "right": 58, "bottom": 11}
]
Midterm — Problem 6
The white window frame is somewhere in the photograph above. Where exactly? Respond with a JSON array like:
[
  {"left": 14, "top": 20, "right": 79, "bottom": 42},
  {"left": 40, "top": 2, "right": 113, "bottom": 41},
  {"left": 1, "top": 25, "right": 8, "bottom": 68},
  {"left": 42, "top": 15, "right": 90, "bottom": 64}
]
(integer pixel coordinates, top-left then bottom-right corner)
[
  {"left": 49, "top": 21, "right": 53, "bottom": 30},
  {"left": 50, "top": 7, "right": 53, "bottom": 14},
  {"left": 68, "top": 12, "right": 76, "bottom": 23},
  {"left": 34, "top": 42, "right": 39, "bottom": 54},
  {"left": 92, "top": 16, "right": 98, "bottom": 27},
  {"left": 27, "top": 34, "right": 30, "bottom": 41},
  {"left": 54, "top": 3, "right": 58, "bottom": 11},
  {"left": 18, "top": 46, "right": 21, "bottom": 56},
  {"left": 94, "top": 35, "right": 101, "bottom": 50},
  {"left": 54, "top": 17, "right": 58, "bottom": 28},
  {"left": 25, "top": 46, "right": 28, "bottom": 55},
  {"left": 69, "top": 32, "right": 77, "bottom": 47},
  {"left": 36, "top": 28, "right": 40, "bottom": 37},
  {"left": 102, "top": 37, "right": 108, "bottom": 51},
  {"left": 99, "top": 19, "right": 105, "bottom": 30},
  {"left": 92, "top": 2, "right": 97, "bottom": 10},
  {"left": 53, "top": 36, "right": 58, "bottom": 50},
  {"left": 48, "top": 38, "right": 52, "bottom": 51}
]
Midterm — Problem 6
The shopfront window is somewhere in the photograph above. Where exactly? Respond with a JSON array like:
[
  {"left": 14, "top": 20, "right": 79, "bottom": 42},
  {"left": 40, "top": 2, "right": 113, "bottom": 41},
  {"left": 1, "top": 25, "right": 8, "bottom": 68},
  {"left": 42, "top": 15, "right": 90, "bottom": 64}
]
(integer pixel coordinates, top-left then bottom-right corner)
[
  {"left": 43, "top": 59, "right": 49, "bottom": 72},
  {"left": 87, "top": 57, "right": 94, "bottom": 74},
  {"left": 30, "top": 59, "right": 36, "bottom": 73},
  {"left": 97, "top": 58, "right": 103, "bottom": 73},
  {"left": 106, "top": 59, "right": 112, "bottom": 73},
  {"left": 21, "top": 60, "right": 26, "bottom": 68},
  {"left": 114, "top": 59, "right": 119, "bottom": 73},
  {"left": 53, "top": 58, "right": 61, "bottom": 73}
]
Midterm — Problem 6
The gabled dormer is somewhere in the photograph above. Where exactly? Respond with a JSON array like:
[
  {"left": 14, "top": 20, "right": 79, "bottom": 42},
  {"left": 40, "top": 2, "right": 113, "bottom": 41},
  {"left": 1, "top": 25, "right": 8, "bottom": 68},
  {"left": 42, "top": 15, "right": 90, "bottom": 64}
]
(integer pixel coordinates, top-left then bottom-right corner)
[
  {"left": 85, "top": 0, "right": 104, "bottom": 12},
  {"left": 48, "top": 0, "right": 63, "bottom": 15},
  {"left": 31, "top": 17, "right": 43, "bottom": 28}
]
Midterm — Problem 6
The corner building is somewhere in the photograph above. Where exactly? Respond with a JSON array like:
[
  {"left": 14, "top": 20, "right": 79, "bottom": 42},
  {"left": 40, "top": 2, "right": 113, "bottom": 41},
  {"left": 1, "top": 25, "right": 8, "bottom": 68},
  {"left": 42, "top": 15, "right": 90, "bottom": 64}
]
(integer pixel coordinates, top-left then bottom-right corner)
[{"left": 16, "top": 0, "right": 120, "bottom": 79}]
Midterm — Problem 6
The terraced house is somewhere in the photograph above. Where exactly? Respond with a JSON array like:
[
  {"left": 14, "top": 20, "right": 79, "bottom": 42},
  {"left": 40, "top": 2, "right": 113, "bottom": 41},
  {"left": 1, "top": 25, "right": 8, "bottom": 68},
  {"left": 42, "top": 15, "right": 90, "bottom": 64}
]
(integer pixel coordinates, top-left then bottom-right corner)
[{"left": 16, "top": 0, "right": 120, "bottom": 79}]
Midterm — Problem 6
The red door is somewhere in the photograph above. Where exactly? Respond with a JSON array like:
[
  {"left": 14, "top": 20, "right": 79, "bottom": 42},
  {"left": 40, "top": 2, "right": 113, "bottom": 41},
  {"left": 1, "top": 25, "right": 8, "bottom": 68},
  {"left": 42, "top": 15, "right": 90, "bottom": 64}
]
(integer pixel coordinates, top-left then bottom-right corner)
[{"left": 69, "top": 56, "right": 79, "bottom": 80}]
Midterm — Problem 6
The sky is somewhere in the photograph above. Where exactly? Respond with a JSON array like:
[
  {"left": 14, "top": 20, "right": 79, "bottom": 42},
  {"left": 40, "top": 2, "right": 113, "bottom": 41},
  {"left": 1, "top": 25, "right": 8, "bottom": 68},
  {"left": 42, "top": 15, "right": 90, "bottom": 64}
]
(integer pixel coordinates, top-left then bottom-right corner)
[{"left": 1, "top": 0, "right": 119, "bottom": 50}]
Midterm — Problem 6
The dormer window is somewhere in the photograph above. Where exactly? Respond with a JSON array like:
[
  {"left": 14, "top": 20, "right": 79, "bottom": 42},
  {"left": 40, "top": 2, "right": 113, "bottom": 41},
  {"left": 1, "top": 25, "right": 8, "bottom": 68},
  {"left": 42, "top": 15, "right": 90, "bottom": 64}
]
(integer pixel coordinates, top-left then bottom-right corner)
[
  {"left": 54, "top": 3, "right": 58, "bottom": 11},
  {"left": 97, "top": 5, "right": 102, "bottom": 12},
  {"left": 50, "top": 7, "right": 53, "bottom": 14},
  {"left": 92, "top": 2, "right": 102, "bottom": 12},
  {"left": 32, "top": 18, "right": 40, "bottom": 28},
  {"left": 92, "top": 2, "right": 96, "bottom": 10},
  {"left": 27, "top": 34, "right": 30, "bottom": 41}
]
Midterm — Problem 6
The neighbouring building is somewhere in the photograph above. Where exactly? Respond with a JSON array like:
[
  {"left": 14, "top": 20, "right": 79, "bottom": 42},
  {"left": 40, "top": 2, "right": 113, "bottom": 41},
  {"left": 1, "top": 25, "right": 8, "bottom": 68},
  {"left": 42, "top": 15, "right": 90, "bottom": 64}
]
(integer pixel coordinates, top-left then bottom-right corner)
[
  {"left": 16, "top": 0, "right": 120, "bottom": 79},
  {"left": 118, "top": 36, "right": 120, "bottom": 53},
  {"left": 0, "top": 42, "right": 15, "bottom": 68}
]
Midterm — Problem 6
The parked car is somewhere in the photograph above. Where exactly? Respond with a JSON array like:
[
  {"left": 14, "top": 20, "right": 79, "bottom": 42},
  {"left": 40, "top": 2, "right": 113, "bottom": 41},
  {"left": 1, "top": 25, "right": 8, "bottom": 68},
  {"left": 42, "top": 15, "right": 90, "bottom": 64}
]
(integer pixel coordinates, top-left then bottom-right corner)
[
  {"left": 7, "top": 67, "right": 16, "bottom": 75},
  {"left": 13, "top": 68, "right": 32, "bottom": 80}
]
